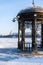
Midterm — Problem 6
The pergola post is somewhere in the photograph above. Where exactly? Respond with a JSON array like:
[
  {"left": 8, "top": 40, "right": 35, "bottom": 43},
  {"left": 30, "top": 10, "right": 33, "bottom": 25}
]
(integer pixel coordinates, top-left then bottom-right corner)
[
  {"left": 22, "top": 21, "right": 25, "bottom": 50},
  {"left": 41, "top": 23, "right": 43, "bottom": 47},
  {"left": 32, "top": 19, "right": 37, "bottom": 53},
  {"left": 32, "top": 21, "right": 34, "bottom": 49},
  {"left": 18, "top": 22, "right": 20, "bottom": 49}
]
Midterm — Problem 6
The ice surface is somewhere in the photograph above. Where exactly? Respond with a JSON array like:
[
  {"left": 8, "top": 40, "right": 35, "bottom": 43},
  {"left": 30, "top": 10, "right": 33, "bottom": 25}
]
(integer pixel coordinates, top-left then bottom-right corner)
[{"left": 0, "top": 38, "right": 18, "bottom": 48}]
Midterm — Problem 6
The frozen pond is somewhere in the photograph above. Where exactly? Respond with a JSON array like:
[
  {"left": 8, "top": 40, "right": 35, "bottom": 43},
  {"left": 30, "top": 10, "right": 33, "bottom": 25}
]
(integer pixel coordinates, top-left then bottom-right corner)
[
  {"left": 0, "top": 38, "right": 43, "bottom": 65},
  {"left": 0, "top": 37, "right": 41, "bottom": 48}
]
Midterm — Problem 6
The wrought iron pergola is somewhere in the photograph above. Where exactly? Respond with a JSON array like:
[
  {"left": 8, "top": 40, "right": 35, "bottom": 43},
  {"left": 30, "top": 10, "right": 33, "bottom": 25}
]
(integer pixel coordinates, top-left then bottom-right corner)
[{"left": 13, "top": 1, "right": 43, "bottom": 53}]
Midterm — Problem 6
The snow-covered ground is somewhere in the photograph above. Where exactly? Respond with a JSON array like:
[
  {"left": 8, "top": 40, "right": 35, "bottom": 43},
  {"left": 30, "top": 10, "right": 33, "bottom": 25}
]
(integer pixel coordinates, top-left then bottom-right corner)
[{"left": 0, "top": 38, "right": 43, "bottom": 65}]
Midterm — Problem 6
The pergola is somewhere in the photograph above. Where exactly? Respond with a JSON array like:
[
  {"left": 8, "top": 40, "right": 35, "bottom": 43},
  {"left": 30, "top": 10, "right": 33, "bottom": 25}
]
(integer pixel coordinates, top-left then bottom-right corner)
[{"left": 13, "top": 6, "right": 43, "bottom": 52}]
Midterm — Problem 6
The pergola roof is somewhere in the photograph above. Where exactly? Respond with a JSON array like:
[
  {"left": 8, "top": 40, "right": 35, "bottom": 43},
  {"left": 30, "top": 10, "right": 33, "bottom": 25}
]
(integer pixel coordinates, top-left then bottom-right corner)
[{"left": 17, "top": 6, "right": 43, "bottom": 16}]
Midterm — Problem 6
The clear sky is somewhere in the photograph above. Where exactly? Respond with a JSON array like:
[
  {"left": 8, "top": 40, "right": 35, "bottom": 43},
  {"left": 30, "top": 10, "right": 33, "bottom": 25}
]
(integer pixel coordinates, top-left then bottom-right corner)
[{"left": 0, "top": 0, "right": 43, "bottom": 35}]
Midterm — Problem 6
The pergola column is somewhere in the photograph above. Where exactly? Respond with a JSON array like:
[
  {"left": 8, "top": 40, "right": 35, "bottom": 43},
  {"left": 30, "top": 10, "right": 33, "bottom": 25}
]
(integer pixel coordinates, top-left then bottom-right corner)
[
  {"left": 18, "top": 22, "right": 20, "bottom": 49},
  {"left": 32, "top": 19, "right": 37, "bottom": 53},
  {"left": 22, "top": 21, "right": 25, "bottom": 50},
  {"left": 41, "top": 23, "right": 43, "bottom": 47}
]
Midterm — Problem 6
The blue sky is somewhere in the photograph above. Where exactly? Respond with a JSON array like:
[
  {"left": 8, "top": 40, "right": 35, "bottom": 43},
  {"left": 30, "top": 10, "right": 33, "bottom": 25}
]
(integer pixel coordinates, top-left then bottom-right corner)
[{"left": 0, "top": 0, "right": 43, "bottom": 35}]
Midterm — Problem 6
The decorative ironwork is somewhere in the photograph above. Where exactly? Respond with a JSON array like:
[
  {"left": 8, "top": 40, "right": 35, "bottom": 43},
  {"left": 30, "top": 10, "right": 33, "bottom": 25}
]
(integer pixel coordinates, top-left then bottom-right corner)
[{"left": 32, "top": 0, "right": 35, "bottom": 6}]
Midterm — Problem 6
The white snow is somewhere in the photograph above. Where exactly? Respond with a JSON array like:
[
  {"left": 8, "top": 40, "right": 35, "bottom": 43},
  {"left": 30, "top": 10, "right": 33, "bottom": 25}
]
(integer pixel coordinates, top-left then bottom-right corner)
[
  {"left": 0, "top": 62, "right": 43, "bottom": 65},
  {"left": 0, "top": 38, "right": 43, "bottom": 65}
]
